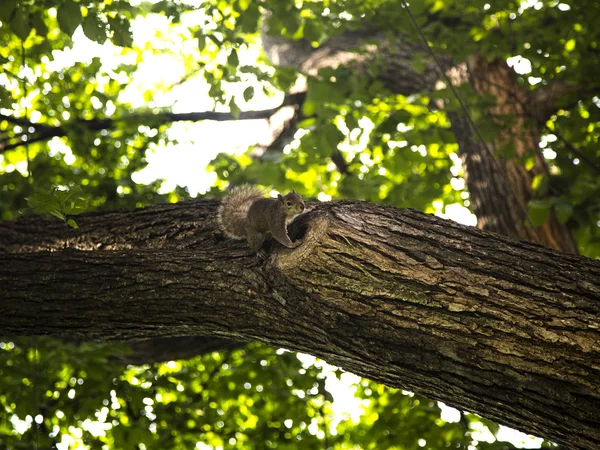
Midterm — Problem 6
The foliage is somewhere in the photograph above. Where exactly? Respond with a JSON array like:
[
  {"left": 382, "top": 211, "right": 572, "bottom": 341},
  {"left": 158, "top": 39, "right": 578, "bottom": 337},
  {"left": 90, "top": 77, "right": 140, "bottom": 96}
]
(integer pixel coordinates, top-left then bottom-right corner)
[
  {"left": 1, "top": 0, "right": 597, "bottom": 448},
  {"left": 26, "top": 185, "right": 89, "bottom": 228},
  {"left": 0, "top": 339, "right": 524, "bottom": 450}
]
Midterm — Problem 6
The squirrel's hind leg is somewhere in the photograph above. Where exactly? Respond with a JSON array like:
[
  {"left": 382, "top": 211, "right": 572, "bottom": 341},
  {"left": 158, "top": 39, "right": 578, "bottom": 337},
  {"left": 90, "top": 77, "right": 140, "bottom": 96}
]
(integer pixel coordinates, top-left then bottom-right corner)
[{"left": 246, "top": 229, "right": 267, "bottom": 253}]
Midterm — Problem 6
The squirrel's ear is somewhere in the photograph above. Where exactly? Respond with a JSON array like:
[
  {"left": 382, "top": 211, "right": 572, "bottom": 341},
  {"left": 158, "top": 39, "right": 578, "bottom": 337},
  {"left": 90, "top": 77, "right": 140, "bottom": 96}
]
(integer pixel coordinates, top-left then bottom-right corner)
[
  {"left": 291, "top": 187, "right": 296, "bottom": 194},
  {"left": 277, "top": 194, "right": 284, "bottom": 202}
]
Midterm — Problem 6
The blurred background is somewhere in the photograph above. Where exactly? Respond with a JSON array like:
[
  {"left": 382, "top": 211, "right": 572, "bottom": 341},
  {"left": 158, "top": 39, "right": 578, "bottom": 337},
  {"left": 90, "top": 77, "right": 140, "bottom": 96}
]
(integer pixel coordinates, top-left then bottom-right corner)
[{"left": 1, "top": 0, "right": 598, "bottom": 448}]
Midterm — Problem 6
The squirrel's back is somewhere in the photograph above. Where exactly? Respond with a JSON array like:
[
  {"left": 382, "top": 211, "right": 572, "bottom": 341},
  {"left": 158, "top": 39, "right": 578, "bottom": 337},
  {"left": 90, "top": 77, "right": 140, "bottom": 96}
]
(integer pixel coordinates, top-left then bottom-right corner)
[{"left": 217, "top": 185, "right": 266, "bottom": 239}]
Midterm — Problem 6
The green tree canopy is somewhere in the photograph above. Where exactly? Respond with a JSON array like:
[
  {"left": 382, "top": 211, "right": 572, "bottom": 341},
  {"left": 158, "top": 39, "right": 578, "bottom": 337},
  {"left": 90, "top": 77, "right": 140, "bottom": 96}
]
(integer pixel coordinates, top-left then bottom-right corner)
[{"left": 1, "top": 0, "right": 598, "bottom": 448}]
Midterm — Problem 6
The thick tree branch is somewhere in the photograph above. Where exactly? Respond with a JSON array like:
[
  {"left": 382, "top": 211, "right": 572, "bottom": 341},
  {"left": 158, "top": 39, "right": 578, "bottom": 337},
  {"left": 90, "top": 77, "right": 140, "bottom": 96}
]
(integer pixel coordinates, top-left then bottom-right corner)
[
  {"left": 0, "top": 199, "right": 221, "bottom": 252},
  {"left": 0, "top": 93, "right": 306, "bottom": 153},
  {"left": 1, "top": 200, "right": 599, "bottom": 449},
  {"left": 121, "top": 336, "right": 243, "bottom": 365}
]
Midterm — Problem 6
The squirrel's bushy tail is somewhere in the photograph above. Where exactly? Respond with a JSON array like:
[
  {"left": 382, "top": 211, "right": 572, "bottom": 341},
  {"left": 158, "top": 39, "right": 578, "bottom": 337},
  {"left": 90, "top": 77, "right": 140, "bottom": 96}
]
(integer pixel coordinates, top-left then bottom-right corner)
[{"left": 217, "top": 185, "right": 265, "bottom": 239}]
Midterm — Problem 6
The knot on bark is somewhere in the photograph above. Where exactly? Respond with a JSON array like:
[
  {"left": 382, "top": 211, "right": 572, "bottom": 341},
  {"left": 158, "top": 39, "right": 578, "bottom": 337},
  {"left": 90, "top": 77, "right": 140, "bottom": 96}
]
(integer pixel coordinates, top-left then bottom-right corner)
[{"left": 274, "top": 209, "right": 329, "bottom": 270}]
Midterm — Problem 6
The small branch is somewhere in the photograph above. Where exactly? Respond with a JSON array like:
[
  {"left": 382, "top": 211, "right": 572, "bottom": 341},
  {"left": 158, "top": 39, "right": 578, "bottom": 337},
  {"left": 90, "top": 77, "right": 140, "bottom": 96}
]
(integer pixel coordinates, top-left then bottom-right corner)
[
  {"left": 254, "top": 91, "right": 349, "bottom": 175},
  {"left": 166, "top": 66, "right": 203, "bottom": 90},
  {"left": 330, "top": 149, "right": 349, "bottom": 175},
  {"left": 0, "top": 113, "right": 41, "bottom": 129},
  {"left": 0, "top": 93, "right": 307, "bottom": 154},
  {"left": 255, "top": 95, "right": 305, "bottom": 155},
  {"left": 1, "top": 128, "right": 64, "bottom": 153}
]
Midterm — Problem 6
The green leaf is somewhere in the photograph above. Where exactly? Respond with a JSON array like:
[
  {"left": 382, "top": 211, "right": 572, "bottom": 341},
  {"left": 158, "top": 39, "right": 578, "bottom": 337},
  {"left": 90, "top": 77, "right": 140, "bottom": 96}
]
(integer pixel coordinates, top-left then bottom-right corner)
[
  {"left": 151, "top": 0, "right": 168, "bottom": 13},
  {"left": 31, "top": 11, "right": 48, "bottom": 37},
  {"left": 0, "top": 86, "right": 12, "bottom": 108},
  {"left": 195, "top": 30, "right": 206, "bottom": 52},
  {"left": 229, "top": 98, "right": 241, "bottom": 119},
  {"left": 478, "top": 417, "right": 501, "bottom": 437},
  {"left": 227, "top": 49, "right": 239, "bottom": 67},
  {"left": 554, "top": 198, "right": 573, "bottom": 224},
  {"left": 405, "top": 0, "right": 428, "bottom": 15},
  {"left": 280, "top": 12, "right": 301, "bottom": 36},
  {"left": 496, "top": 143, "right": 516, "bottom": 160},
  {"left": 151, "top": 0, "right": 179, "bottom": 18},
  {"left": 57, "top": 1, "right": 82, "bottom": 37},
  {"left": 238, "top": 3, "right": 260, "bottom": 33},
  {"left": 0, "top": 0, "right": 17, "bottom": 23},
  {"left": 531, "top": 174, "right": 548, "bottom": 194},
  {"left": 243, "top": 86, "right": 254, "bottom": 102},
  {"left": 26, "top": 193, "right": 60, "bottom": 214},
  {"left": 82, "top": 12, "right": 107, "bottom": 44},
  {"left": 411, "top": 58, "right": 426, "bottom": 73},
  {"left": 303, "top": 20, "right": 323, "bottom": 44},
  {"left": 302, "top": 99, "right": 316, "bottom": 117},
  {"left": 26, "top": 187, "right": 89, "bottom": 223},
  {"left": 109, "top": 17, "right": 133, "bottom": 47},
  {"left": 527, "top": 199, "right": 552, "bottom": 227},
  {"left": 207, "top": 34, "right": 222, "bottom": 46},
  {"left": 272, "top": 67, "right": 298, "bottom": 92},
  {"left": 62, "top": 194, "right": 89, "bottom": 215},
  {"left": 67, "top": 219, "right": 79, "bottom": 229},
  {"left": 524, "top": 155, "right": 536, "bottom": 171},
  {"left": 377, "top": 110, "right": 412, "bottom": 134},
  {"left": 320, "top": 123, "right": 344, "bottom": 151},
  {"left": 49, "top": 210, "right": 67, "bottom": 221},
  {"left": 10, "top": 8, "right": 32, "bottom": 40}
]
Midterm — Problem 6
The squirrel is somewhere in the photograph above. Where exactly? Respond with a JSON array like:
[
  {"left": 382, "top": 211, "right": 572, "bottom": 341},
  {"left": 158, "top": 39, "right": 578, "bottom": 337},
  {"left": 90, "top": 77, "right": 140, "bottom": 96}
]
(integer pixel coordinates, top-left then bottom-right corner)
[{"left": 217, "top": 185, "right": 305, "bottom": 252}]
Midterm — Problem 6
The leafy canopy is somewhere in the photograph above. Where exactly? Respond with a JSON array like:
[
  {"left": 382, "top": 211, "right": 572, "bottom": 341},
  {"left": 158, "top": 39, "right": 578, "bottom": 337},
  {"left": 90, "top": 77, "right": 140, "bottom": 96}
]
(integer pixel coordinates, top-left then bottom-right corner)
[{"left": 1, "top": 0, "right": 597, "bottom": 447}]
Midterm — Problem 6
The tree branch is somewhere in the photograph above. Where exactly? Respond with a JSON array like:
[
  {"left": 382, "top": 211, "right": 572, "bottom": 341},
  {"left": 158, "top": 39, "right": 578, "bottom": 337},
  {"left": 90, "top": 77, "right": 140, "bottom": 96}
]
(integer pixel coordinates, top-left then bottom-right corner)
[
  {"left": 0, "top": 93, "right": 307, "bottom": 153},
  {"left": 0, "top": 199, "right": 599, "bottom": 449},
  {"left": 120, "top": 336, "right": 244, "bottom": 365}
]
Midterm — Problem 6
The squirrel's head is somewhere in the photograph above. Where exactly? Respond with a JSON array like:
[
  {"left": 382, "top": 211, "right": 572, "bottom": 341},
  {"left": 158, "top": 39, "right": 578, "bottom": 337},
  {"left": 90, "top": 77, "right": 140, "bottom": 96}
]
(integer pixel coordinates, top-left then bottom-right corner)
[{"left": 278, "top": 188, "right": 305, "bottom": 216}]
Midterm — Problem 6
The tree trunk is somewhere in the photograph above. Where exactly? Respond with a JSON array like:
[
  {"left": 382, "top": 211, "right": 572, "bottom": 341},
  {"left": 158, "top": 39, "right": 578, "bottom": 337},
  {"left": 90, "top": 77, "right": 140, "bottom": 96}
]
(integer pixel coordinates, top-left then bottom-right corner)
[
  {"left": 463, "top": 54, "right": 578, "bottom": 253},
  {"left": 1, "top": 201, "right": 599, "bottom": 449}
]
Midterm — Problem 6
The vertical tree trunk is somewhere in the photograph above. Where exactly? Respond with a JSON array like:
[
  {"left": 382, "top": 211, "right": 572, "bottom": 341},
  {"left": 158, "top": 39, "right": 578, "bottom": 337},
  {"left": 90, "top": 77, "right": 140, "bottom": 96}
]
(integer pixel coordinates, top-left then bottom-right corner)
[{"left": 461, "top": 54, "right": 578, "bottom": 253}]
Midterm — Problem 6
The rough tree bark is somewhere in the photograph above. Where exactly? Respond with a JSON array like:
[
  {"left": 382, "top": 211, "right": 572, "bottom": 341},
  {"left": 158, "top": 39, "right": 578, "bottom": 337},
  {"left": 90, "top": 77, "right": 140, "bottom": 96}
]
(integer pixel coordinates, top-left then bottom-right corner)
[
  {"left": 121, "top": 337, "right": 242, "bottom": 365},
  {"left": 262, "top": 27, "right": 582, "bottom": 253},
  {"left": 1, "top": 201, "right": 599, "bottom": 449}
]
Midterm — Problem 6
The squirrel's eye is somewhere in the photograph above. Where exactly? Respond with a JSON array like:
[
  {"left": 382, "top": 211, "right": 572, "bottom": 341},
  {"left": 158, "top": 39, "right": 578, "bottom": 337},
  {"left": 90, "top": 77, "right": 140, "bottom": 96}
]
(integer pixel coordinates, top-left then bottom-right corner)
[{"left": 286, "top": 201, "right": 292, "bottom": 207}]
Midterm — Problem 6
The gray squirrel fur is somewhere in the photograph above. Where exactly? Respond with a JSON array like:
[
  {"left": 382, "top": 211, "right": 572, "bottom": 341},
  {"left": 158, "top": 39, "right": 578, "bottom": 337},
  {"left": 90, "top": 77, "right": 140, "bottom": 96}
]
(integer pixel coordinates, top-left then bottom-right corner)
[{"left": 217, "top": 185, "right": 305, "bottom": 251}]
